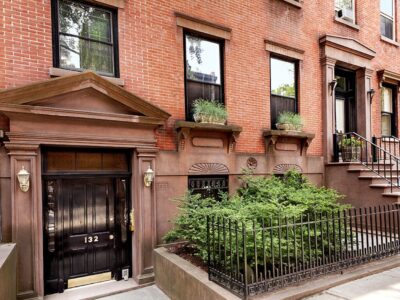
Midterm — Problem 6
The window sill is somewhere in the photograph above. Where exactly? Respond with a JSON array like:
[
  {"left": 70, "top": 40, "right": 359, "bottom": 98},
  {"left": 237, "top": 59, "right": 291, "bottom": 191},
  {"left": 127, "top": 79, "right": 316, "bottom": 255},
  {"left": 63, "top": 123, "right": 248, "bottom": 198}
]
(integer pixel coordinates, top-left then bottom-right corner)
[
  {"left": 263, "top": 129, "right": 315, "bottom": 156},
  {"left": 380, "top": 35, "right": 400, "bottom": 47},
  {"left": 49, "top": 67, "right": 125, "bottom": 86},
  {"left": 175, "top": 120, "right": 242, "bottom": 152},
  {"left": 334, "top": 16, "right": 360, "bottom": 31},
  {"left": 279, "top": 0, "right": 302, "bottom": 8}
]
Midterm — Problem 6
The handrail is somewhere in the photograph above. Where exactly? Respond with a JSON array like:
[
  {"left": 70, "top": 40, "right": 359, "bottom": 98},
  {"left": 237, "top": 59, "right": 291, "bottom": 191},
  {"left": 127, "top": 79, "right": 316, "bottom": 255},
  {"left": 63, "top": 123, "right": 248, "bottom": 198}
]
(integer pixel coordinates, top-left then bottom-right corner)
[
  {"left": 374, "top": 135, "right": 400, "bottom": 159},
  {"left": 334, "top": 132, "right": 400, "bottom": 193}
]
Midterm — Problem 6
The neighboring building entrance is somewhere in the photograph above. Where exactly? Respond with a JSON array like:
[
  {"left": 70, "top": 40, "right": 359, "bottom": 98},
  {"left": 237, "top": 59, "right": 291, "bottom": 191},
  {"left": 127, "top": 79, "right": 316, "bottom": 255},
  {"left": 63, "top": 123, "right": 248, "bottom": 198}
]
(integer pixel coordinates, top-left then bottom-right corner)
[
  {"left": 335, "top": 68, "right": 357, "bottom": 133},
  {"left": 43, "top": 149, "right": 132, "bottom": 295}
]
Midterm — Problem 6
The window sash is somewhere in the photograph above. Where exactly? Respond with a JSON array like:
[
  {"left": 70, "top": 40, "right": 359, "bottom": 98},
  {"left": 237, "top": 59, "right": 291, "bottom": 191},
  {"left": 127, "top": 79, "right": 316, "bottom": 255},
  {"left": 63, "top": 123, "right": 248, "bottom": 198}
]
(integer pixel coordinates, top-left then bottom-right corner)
[
  {"left": 184, "top": 32, "right": 224, "bottom": 121},
  {"left": 54, "top": 0, "right": 117, "bottom": 76}
]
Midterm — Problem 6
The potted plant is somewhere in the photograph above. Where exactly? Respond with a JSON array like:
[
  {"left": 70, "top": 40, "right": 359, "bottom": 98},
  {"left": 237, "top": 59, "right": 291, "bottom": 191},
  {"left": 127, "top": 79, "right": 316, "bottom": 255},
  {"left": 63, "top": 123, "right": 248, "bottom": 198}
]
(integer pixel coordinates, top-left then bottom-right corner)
[
  {"left": 193, "top": 99, "right": 227, "bottom": 125},
  {"left": 339, "top": 136, "right": 362, "bottom": 162},
  {"left": 276, "top": 111, "right": 303, "bottom": 131}
]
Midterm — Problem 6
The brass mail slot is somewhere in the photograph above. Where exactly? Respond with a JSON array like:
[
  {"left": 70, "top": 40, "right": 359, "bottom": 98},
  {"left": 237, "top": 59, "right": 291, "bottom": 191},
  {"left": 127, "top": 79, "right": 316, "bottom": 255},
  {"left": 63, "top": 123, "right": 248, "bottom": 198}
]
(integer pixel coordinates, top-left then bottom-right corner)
[{"left": 67, "top": 272, "right": 112, "bottom": 289}]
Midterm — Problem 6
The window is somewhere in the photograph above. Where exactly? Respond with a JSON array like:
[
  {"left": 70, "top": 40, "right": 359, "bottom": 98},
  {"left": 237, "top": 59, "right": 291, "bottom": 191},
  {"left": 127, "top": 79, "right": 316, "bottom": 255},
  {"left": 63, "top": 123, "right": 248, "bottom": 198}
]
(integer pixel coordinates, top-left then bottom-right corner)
[
  {"left": 381, "top": 0, "right": 395, "bottom": 40},
  {"left": 188, "top": 175, "right": 228, "bottom": 200},
  {"left": 52, "top": 0, "right": 119, "bottom": 77},
  {"left": 270, "top": 57, "right": 297, "bottom": 128},
  {"left": 184, "top": 33, "right": 224, "bottom": 121},
  {"left": 381, "top": 85, "right": 396, "bottom": 136},
  {"left": 335, "top": 0, "right": 355, "bottom": 23}
]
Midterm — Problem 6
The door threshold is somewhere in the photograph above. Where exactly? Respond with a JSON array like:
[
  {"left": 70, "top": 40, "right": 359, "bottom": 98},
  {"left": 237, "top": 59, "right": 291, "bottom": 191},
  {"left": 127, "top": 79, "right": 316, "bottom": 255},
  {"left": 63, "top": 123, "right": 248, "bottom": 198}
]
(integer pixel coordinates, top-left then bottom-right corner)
[{"left": 44, "top": 279, "right": 148, "bottom": 300}]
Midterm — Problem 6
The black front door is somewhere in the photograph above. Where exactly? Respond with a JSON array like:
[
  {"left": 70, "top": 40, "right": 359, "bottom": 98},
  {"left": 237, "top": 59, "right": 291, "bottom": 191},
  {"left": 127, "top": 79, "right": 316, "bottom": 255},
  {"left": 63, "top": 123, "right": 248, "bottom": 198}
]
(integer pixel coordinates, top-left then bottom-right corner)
[
  {"left": 43, "top": 149, "right": 131, "bottom": 295},
  {"left": 335, "top": 68, "right": 356, "bottom": 133},
  {"left": 63, "top": 178, "right": 115, "bottom": 285}
]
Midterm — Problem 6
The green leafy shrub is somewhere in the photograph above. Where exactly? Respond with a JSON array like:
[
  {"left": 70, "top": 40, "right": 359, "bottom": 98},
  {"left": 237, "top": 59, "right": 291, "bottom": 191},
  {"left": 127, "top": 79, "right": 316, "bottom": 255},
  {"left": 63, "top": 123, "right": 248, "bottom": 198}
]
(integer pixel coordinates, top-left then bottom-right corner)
[
  {"left": 164, "top": 171, "right": 349, "bottom": 264},
  {"left": 339, "top": 136, "right": 362, "bottom": 147},
  {"left": 193, "top": 98, "right": 227, "bottom": 124}
]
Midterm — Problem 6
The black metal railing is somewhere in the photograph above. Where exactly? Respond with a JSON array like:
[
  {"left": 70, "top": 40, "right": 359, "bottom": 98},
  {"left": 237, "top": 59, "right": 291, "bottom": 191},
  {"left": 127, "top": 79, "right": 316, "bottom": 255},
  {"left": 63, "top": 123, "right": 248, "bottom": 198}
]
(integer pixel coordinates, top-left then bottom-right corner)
[
  {"left": 374, "top": 136, "right": 400, "bottom": 159},
  {"left": 333, "top": 132, "right": 400, "bottom": 193},
  {"left": 207, "top": 205, "right": 400, "bottom": 299}
]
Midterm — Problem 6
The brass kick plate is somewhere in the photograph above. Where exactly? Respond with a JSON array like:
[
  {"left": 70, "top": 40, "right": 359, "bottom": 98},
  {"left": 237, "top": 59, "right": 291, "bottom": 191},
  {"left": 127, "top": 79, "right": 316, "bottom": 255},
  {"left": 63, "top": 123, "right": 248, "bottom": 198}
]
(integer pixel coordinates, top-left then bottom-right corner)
[{"left": 67, "top": 272, "right": 112, "bottom": 288}]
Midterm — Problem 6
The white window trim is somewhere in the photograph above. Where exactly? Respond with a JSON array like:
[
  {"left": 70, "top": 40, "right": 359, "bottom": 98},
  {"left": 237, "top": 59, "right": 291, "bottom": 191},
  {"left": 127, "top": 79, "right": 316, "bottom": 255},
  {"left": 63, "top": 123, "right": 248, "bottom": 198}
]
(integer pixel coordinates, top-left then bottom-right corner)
[{"left": 381, "top": 0, "right": 396, "bottom": 41}]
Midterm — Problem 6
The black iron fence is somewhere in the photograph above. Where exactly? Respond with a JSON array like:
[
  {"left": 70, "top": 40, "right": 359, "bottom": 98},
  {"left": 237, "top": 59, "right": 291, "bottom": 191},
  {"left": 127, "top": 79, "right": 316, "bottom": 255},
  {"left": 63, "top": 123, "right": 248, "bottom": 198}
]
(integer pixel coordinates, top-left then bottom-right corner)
[
  {"left": 333, "top": 132, "right": 400, "bottom": 192},
  {"left": 207, "top": 205, "right": 400, "bottom": 299},
  {"left": 374, "top": 136, "right": 400, "bottom": 159}
]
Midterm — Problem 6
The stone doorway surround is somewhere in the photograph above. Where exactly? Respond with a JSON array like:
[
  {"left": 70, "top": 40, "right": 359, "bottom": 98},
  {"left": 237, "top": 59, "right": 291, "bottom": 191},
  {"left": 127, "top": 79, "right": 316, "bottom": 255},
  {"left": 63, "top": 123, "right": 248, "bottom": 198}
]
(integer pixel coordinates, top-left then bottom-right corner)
[
  {"left": 0, "top": 71, "right": 170, "bottom": 299},
  {"left": 320, "top": 35, "right": 376, "bottom": 162}
]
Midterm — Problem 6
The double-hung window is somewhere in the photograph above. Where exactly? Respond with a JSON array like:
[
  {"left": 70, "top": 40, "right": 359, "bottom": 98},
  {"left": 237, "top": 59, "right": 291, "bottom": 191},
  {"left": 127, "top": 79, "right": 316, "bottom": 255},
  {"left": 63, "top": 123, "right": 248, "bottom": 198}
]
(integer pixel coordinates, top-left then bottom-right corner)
[
  {"left": 184, "top": 33, "right": 224, "bottom": 121},
  {"left": 335, "top": 0, "right": 356, "bottom": 23},
  {"left": 270, "top": 57, "right": 298, "bottom": 128},
  {"left": 381, "top": 0, "right": 395, "bottom": 40},
  {"left": 52, "top": 0, "right": 119, "bottom": 77},
  {"left": 381, "top": 85, "right": 396, "bottom": 136}
]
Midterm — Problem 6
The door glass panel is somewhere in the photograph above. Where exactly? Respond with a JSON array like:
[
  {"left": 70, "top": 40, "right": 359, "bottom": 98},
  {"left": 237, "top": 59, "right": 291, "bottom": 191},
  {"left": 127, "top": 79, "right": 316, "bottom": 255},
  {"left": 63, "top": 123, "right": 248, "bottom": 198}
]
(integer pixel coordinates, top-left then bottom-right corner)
[
  {"left": 336, "top": 98, "right": 346, "bottom": 133},
  {"left": 381, "top": 87, "right": 393, "bottom": 113},
  {"left": 382, "top": 114, "right": 392, "bottom": 136}
]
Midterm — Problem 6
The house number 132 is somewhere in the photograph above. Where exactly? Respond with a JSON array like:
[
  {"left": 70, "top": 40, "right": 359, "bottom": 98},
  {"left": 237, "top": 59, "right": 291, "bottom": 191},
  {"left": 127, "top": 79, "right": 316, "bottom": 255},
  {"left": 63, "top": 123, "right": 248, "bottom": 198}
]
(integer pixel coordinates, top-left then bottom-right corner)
[{"left": 84, "top": 236, "right": 99, "bottom": 243}]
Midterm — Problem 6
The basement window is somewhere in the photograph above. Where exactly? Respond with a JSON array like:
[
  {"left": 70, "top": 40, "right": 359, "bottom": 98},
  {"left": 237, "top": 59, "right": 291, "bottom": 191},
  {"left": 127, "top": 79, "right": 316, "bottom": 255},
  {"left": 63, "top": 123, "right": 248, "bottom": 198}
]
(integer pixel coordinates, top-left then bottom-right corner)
[{"left": 188, "top": 175, "right": 228, "bottom": 201}]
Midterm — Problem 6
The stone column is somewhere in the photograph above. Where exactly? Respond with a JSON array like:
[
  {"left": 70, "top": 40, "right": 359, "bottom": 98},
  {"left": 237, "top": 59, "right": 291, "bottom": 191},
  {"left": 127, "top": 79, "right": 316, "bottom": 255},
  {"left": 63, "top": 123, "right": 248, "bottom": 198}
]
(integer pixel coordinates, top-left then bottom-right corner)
[
  {"left": 5, "top": 143, "right": 42, "bottom": 299},
  {"left": 133, "top": 148, "right": 157, "bottom": 284},
  {"left": 321, "top": 57, "right": 337, "bottom": 162},
  {"left": 356, "top": 68, "right": 373, "bottom": 141}
]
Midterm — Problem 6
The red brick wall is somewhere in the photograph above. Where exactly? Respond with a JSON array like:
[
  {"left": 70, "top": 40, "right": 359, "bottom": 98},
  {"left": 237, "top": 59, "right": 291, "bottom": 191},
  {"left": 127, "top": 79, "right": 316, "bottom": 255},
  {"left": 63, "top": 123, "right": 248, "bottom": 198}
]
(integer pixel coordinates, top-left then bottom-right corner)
[{"left": 1, "top": 0, "right": 399, "bottom": 155}]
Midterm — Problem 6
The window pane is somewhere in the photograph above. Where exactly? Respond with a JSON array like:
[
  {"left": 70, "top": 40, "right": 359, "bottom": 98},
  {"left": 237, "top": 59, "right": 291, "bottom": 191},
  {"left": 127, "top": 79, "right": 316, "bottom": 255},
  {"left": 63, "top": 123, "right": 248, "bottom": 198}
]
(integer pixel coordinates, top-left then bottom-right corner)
[
  {"left": 381, "top": 0, "right": 393, "bottom": 16},
  {"left": 271, "top": 58, "right": 296, "bottom": 98},
  {"left": 382, "top": 114, "right": 392, "bottom": 136},
  {"left": 381, "top": 87, "right": 393, "bottom": 113},
  {"left": 186, "top": 80, "right": 222, "bottom": 119},
  {"left": 381, "top": 15, "right": 394, "bottom": 39},
  {"left": 60, "top": 35, "right": 114, "bottom": 74},
  {"left": 185, "top": 35, "right": 221, "bottom": 84},
  {"left": 336, "top": 98, "right": 346, "bottom": 133},
  {"left": 59, "top": 0, "right": 112, "bottom": 43}
]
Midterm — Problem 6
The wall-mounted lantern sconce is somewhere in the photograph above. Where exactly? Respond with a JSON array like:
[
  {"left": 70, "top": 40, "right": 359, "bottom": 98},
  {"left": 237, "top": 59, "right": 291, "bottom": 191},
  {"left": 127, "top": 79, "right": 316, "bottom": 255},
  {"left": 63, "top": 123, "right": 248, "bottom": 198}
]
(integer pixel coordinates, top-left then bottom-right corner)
[
  {"left": 17, "top": 166, "right": 30, "bottom": 192},
  {"left": 329, "top": 79, "right": 337, "bottom": 95},
  {"left": 144, "top": 166, "right": 154, "bottom": 187},
  {"left": 368, "top": 88, "right": 375, "bottom": 102}
]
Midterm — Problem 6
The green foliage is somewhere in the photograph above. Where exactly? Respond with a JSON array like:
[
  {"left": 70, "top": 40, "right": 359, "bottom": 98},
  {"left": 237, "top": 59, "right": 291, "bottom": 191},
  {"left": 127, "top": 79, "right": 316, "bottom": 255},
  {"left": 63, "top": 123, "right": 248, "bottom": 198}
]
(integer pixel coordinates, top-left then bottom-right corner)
[
  {"left": 277, "top": 111, "right": 303, "bottom": 126},
  {"left": 339, "top": 136, "right": 362, "bottom": 147},
  {"left": 272, "top": 83, "right": 295, "bottom": 98},
  {"left": 164, "top": 171, "right": 350, "bottom": 264},
  {"left": 193, "top": 98, "right": 228, "bottom": 124}
]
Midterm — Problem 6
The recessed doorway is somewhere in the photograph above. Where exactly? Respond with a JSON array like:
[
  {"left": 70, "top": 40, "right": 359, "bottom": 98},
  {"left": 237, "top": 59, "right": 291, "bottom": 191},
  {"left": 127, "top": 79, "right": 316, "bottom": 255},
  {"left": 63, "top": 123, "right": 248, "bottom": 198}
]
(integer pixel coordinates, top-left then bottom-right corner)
[{"left": 42, "top": 148, "right": 132, "bottom": 295}]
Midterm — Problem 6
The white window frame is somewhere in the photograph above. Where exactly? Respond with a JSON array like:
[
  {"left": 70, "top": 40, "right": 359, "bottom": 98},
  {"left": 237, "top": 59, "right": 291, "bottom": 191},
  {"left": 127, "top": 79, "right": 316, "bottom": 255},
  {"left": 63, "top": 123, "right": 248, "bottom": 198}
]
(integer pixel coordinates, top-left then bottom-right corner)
[
  {"left": 335, "top": 0, "right": 356, "bottom": 23},
  {"left": 380, "top": 0, "right": 396, "bottom": 40}
]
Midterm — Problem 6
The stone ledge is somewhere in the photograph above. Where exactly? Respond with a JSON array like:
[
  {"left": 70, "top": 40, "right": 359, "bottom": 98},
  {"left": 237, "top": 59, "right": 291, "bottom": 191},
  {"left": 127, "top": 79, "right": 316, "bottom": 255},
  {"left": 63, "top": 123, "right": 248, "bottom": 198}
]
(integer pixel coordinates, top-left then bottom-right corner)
[
  {"left": 175, "top": 120, "right": 242, "bottom": 152},
  {"left": 49, "top": 67, "right": 125, "bottom": 86},
  {"left": 279, "top": 0, "right": 302, "bottom": 8},
  {"left": 380, "top": 35, "right": 400, "bottom": 47},
  {"left": 334, "top": 16, "right": 360, "bottom": 31},
  {"left": 263, "top": 129, "right": 315, "bottom": 156}
]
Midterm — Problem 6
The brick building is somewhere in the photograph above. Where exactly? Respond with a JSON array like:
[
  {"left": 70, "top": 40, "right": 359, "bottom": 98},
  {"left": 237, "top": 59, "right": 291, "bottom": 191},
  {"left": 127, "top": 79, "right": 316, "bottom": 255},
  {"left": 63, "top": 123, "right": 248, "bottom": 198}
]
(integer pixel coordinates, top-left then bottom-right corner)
[{"left": 0, "top": 0, "right": 400, "bottom": 298}]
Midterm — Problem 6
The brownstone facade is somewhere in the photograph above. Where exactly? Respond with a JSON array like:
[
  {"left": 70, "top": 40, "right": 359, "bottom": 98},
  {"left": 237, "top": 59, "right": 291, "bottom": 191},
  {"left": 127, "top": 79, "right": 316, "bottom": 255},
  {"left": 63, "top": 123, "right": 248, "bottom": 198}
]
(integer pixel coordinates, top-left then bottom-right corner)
[{"left": 1, "top": 0, "right": 400, "bottom": 298}]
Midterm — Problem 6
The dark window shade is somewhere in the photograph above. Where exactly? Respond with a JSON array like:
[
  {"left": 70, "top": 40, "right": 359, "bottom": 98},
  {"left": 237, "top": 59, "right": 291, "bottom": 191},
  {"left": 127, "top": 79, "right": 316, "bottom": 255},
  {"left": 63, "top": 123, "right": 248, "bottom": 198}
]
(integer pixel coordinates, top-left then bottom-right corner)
[{"left": 270, "top": 95, "right": 297, "bottom": 127}]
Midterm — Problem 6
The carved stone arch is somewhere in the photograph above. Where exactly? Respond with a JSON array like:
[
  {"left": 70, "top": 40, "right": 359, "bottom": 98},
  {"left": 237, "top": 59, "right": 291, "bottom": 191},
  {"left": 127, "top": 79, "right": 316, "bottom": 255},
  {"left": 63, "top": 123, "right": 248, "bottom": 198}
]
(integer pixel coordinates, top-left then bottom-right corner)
[
  {"left": 188, "top": 163, "right": 229, "bottom": 175},
  {"left": 273, "top": 163, "right": 303, "bottom": 174}
]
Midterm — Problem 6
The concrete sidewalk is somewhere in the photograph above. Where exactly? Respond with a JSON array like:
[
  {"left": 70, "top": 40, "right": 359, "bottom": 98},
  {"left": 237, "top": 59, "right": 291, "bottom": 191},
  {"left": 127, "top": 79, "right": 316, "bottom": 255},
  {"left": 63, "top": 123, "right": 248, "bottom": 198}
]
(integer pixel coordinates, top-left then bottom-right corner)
[
  {"left": 305, "top": 266, "right": 400, "bottom": 300},
  {"left": 97, "top": 285, "right": 170, "bottom": 300}
]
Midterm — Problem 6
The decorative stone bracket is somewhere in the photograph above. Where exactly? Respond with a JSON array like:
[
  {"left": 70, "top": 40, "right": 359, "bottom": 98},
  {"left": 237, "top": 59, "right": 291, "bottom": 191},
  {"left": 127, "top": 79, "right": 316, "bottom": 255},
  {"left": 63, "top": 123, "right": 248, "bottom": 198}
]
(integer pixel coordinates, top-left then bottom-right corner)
[
  {"left": 175, "top": 121, "right": 242, "bottom": 153},
  {"left": 263, "top": 130, "right": 315, "bottom": 156}
]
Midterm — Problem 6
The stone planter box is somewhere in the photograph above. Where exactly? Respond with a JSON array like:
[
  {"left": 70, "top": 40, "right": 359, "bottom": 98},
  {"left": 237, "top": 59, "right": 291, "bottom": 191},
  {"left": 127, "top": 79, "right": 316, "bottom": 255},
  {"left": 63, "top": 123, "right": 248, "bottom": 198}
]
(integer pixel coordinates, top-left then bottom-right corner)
[
  {"left": 154, "top": 247, "right": 240, "bottom": 300},
  {"left": 0, "top": 243, "right": 17, "bottom": 300}
]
